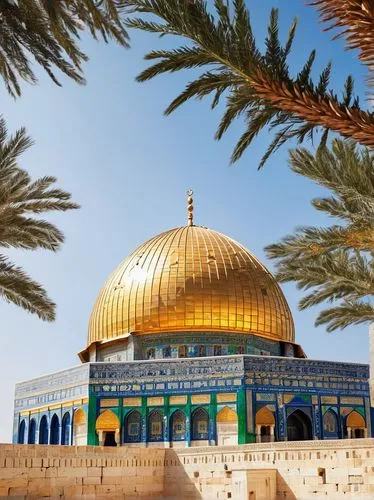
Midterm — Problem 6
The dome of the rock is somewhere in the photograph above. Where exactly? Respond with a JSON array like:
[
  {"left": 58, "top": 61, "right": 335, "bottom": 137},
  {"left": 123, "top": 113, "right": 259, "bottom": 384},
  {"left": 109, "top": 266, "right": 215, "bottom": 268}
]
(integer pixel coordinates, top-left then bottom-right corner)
[{"left": 86, "top": 224, "right": 294, "bottom": 352}]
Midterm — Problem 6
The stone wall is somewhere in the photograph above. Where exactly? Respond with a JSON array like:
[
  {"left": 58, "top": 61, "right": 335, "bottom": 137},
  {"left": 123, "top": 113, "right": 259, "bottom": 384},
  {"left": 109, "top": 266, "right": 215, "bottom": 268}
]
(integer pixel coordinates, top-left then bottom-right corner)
[
  {"left": 0, "top": 444, "right": 165, "bottom": 498},
  {"left": 0, "top": 440, "right": 374, "bottom": 498},
  {"left": 167, "top": 438, "right": 374, "bottom": 499}
]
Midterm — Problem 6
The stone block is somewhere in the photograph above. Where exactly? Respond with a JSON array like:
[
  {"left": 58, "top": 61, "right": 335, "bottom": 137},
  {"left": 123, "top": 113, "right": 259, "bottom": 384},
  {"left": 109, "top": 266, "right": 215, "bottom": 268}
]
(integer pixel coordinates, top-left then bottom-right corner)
[
  {"left": 102, "top": 466, "right": 124, "bottom": 477},
  {"left": 303, "top": 476, "right": 323, "bottom": 486},
  {"left": 83, "top": 476, "right": 102, "bottom": 485},
  {"left": 87, "top": 466, "right": 102, "bottom": 477},
  {"left": 325, "top": 468, "right": 349, "bottom": 484},
  {"left": 0, "top": 468, "right": 26, "bottom": 480},
  {"left": 28, "top": 467, "right": 46, "bottom": 479},
  {"left": 95, "top": 484, "right": 117, "bottom": 495},
  {"left": 57, "top": 466, "right": 87, "bottom": 477},
  {"left": 348, "top": 475, "right": 364, "bottom": 484},
  {"left": 0, "top": 478, "right": 28, "bottom": 488},
  {"left": 63, "top": 484, "right": 83, "bottom": 496},
  {"left": 8, "top": 487, "right": 28, "bottom": 496},
  {"left": 52, "top": 476, "right": 79, "bottom": 487}
]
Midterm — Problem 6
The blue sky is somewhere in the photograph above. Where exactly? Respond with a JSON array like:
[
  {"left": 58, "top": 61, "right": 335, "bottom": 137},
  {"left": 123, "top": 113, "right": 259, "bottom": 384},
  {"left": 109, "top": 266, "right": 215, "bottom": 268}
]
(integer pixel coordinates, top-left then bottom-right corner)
[{"left": 1, "top": 1, "right": 370, "bottom": 442}]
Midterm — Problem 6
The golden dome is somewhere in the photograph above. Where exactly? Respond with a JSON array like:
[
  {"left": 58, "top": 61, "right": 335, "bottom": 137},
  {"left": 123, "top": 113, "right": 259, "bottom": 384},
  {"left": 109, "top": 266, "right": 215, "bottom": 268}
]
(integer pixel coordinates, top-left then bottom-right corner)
[{"left": 86, "top": 225, "right": 294, "bottom": 349}]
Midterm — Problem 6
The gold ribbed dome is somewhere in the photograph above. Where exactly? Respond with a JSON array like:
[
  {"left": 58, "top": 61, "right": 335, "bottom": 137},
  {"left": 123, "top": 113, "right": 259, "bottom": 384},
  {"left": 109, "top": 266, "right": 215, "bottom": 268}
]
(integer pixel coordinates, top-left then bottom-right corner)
[{"left": 86, "top": 225, "right": 294, "bottom": 349}]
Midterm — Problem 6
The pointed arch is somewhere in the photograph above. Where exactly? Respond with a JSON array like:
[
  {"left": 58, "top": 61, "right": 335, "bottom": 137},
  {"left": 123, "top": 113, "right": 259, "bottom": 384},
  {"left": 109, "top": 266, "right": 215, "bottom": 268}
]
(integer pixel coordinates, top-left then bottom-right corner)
[
  {"left": 73, "top": 408, "right": 87, "bottom": 445},
  {"left": 50, "top": 414, "right": 60, "bottom": 444},
  {"left": 124, "top": 410, "right": 142, "bottom": 443},
  {"left": 95, "top": 409, "right": 120, "bottom": 431},
  {"left": 217, "top": 406, "right": 238, "bottom": 423},
  {"left": 170, "top": 410, "right": 186, "bottom": 441},
  {"left": 346, "top": 410, "right": 366, "bottom": 438},
  {"left": 323, "top": 409, "right": 339, "bottom": 438},
  {"left": 61, "top": 412, "right": 71, "bottom": 445},
  {"left": 255, "top": 407, "right": 275, "bottom": 443},
  {"left": 96, "top": 410, "right": 120, "bottom": 447},
  {"left": 28, "top": 419, "right": 36, "bottom": 444},
  {"left": 255, "top": 407, "right": 275, "bottom": 426},
  {"left": 39, "top": 415, "right": 48, "bottom": 444},
  {"left": 216, "top": 406, "right": 238, "bottom": 445},
  {"left": 148, "top": 409, "right": 163, "bottom": 442},
  {"left": 191, "top": 408, "right": 209, "bottom": 441},
  {"left": 347, "top": 411, "right": 365, "bottom": 428},
  {"left": 18, "top": 420, "right": 26, "bottom": 444},
  {"left": 287, "top": 409, "right": 312, "bottom": 441}
]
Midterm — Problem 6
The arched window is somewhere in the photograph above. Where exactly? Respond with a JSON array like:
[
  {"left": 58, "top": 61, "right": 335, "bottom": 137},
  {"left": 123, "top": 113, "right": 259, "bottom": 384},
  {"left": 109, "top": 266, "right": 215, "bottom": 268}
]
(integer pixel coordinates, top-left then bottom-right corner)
[
  {"left": 39, "top": 415, "right": 48, "bottom": 445},
  {"left": 50, "top": 414, "right": 60, "bottom": 444},
  {"left": 147, "top": 348, "right": 155, "bottom": 360},
  {"left": 198, "top": 345, "right": 206, "bottom": 357},
  {"left": 255, "top": 407, "right": 276, "bottom": 442},
  {"left": 18, "top": 420, "right": 26, "bottom": 444},
  {"left": 191, "top": 408, "right": 209, "bottom": 441},
  {"left": 170, "top": 410, "right": 186, "bottom": 441},
  {"left": 287, "top": 409, "right": 312, "bottom": 441},
  {"left": 148, "top": 410, "right": 163, "bottom": 442},
  {"left": 163, "top": 346, "right": 171, "bottom": 358},
  {"left": 178, "top": 345, "right": 187, "bottom": 358},
  {"left": 213, "top": 345, "right": 222, "bottom": 356},
  {"left": 323, "top": 410, "right": 339, "bottom": 438},
  {"left": 61, "top": 413, "right": 71, "bottom": 445},
  {"left": 95, "top": 409, "right": 120, "bottom": 447},
  {"left": 346, "top": 410, "right": 366, "bottom": 439},
  {"left": 28, "top": 419, "right": 36, "bottom": 444},
  {"left": 216, "top": 406, "right": 238, "bottom": 446},
  {"left": 73, "top": 408, "right": 87, "bottom": 445},
  {"left": 124, "top": 410, "right": 141, "bottom": 443}
]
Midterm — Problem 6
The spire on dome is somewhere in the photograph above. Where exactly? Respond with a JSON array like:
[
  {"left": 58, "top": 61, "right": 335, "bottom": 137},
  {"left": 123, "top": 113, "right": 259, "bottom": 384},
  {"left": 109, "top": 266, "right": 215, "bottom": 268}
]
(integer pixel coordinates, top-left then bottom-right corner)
[{"left": 186, "top": 189, "right": 194, "bottom": 226}]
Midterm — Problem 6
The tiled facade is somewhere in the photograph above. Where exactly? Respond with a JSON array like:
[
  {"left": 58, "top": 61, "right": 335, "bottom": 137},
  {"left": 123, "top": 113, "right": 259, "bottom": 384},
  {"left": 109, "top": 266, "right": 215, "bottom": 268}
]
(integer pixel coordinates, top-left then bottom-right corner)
[{"left": 13, "top": 354, "right": 372, "bottom": 447}]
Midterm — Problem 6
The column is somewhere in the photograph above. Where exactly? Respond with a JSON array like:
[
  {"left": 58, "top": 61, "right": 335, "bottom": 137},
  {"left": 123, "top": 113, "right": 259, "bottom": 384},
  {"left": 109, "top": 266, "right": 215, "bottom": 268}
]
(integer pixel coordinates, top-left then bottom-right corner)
[
  {"left": 163, "top": 395, "right": 170, "bottom": 447},
  {"left": 208, "top": 393, "right": 217, "bottom": 446},
  {"left": 87, "top": 394, "right": 98, "bottom": 445},
  {"left": 270, "top": 425, "right": 275, "bottom": 442},
  {"left": 141, "top": 396, "right": 147, "bottom": 446},
  {"left": 256, "top": 424, "right": 261, "bottom": 443},
  {"left": 58, "top": 422, "right": 62, "bottom": 445},
  {"left": 117, "top": 399, "right": 123, "bottom": 446},
  {"left": 186, "top": 395, "right": 191, "bottom": 447},
  {"left": 347, "top": 427, "right": 352, "bottom": 439},
  {"left": 237, "top": 387, "right": 248, "bottom": 444}
]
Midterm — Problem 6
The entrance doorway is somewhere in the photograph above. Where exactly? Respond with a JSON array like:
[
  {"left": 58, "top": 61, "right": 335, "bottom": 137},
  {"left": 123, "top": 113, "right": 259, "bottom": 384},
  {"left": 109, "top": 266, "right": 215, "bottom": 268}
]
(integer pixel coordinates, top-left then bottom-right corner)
[
  {"left": 103, "top": 431, "right": 117, "bottom": 447},
  {"left": 287, "top": 410, "right": 312, "bottom": 441}
]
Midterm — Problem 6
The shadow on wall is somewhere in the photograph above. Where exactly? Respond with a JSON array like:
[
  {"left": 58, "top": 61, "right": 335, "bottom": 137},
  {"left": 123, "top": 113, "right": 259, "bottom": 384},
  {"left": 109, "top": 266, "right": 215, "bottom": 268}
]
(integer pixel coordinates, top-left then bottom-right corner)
[
  {"left": 277, "top": 473, "right": 297, "bottom": 500},
  {"left": 163, "top": 451, "right": 202, "bottom": 499},
  {"left": 164, "top": 451, "right": 297, "bottom": 500}
]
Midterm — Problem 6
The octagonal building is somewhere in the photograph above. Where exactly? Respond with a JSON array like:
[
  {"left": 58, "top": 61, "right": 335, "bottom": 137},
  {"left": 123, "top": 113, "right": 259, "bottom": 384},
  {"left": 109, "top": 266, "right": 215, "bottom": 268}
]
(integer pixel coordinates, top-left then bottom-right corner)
[{"left": 13, "top": 197, "right": 372, "bottom": 447}]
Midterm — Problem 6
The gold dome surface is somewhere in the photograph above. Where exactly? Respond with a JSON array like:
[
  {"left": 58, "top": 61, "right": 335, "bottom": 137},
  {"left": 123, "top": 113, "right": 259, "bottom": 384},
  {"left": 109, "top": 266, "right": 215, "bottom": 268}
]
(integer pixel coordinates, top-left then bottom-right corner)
[{"left": 87, "top": 225, "right": 294, "bottom": 348}]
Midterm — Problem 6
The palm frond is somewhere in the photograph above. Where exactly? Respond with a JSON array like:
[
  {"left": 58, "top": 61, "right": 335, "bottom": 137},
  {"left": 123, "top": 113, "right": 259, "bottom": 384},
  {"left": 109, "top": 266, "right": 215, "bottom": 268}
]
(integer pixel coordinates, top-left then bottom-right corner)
[
  {"left": 266, "top": 139, "right": 374, "bottom": 331},
  {"left": 0, "top": 255, "right": 55, "bottom": 321},
  {"left": 126, "top": 0, "right": 374, "bottom": 166},
  {"left": 0, "top": 0, "right": 130, "bottom": 96},
  {"left": 0, "top": 117, "right": 79, "bottom": 320}
]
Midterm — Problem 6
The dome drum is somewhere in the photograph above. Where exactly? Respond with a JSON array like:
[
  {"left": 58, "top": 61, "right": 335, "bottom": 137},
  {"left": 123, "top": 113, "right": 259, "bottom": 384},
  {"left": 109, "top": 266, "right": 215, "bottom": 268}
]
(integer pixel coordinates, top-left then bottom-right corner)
[{"left": 79, "top": 330, "right": 305, "bottom": 364}]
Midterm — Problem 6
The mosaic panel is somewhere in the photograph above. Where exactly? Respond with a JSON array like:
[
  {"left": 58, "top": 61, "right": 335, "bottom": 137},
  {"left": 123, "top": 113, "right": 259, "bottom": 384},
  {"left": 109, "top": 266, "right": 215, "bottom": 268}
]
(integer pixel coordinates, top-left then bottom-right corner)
[
  {"left": 170, "top": 395, "right": 187, "bottom": 405},
  {"left": 256, "top": 393, "right": 276, "bottom": 402},
  {"left": 148, "top": 397, "right": 164, "bottom": 406},
  {"left": 321, "top": 396, "right": 338, "bottom": 405},
  {"left": 123, "top": 397, "right": 141, "bottom": 407},
  {"left": 100, "top": 399, "right": 119, "bottom": 408},
  {"left": 340, "top": 396, "right": 364, "bottom": 405},
  {"left": 217, "top": 393, "right": 237, "bottom": 403},
  {"left": 191, "top": 394, "right": 210, "bottom": 404}
]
